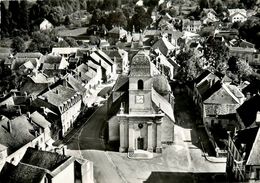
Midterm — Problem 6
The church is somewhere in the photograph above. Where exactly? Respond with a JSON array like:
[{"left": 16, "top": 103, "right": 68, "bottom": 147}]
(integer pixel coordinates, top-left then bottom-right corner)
[{"left": 108, "top": 50, "right": 175, "bottom": 153}]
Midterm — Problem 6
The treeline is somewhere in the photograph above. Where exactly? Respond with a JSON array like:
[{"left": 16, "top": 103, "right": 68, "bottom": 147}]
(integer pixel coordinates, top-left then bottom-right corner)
[{"left": 89, "top": 5, "right": 154, "bottom": 33}]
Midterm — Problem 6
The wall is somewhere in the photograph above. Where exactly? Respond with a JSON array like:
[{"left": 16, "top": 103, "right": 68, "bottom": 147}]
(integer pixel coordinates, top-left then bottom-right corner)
[
  {"left": 108, "top": 116, "right": 120, "bottom": 141},
  {"left": 129, "top": 77, "right": 152, "bottom": 114},
  {"left": 61, "top": 99, "right": 82, "bottom": 136},
  {"left": 52, "top": 162, "right": 74, "bottom": 183},
  {"left": 81, "top": 160, "right": 94, "bottom": 183}
]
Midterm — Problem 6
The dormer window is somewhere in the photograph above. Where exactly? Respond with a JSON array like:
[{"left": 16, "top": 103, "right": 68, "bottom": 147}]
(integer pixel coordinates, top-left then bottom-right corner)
[{"left": 138, "top": 80, "right": 144, "bottom": 90}]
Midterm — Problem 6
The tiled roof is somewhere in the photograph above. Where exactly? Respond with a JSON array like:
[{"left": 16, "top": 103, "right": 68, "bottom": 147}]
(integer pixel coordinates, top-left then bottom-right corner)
[
  {"left": 12, "top": 58, "right": 37, "bottom": 70},
  {"left": 153, "top": 75, "right": 171, "bottom": 96},
  {"left": 30, "top": 111, "right": 51, "bottom": 129},
  {"left": 0, "top": 162, "right": 46, "bottom": 183},
  {"left": 52, "top": 47, "right": 79, "bottom": 55},
  {"left": 112, "top": 75, "right": 129, "bottom": 92},
  {"left": 40, "top": 85, "right": 78, "bottom": 107},
  {"left": 42, "top": 55, "right": 68, "bottom": 70},
  {"left": 247, "top": 127, "right": 260, "bottom": 165},
  {"left": 0, "top": 115, "right": 35, "bottom": 154},
  {"left": 20, "top": 79, "right": 49, "bottom": 97},
  {"left": 57, "top": 27, "right": 87, "bottom": 37},
  {"left": 152, "top": 37, "right": 175, "bottom": 56},
  {"left": 64, "top": 74, "right": 86, "bottom": 95},
  {"left": 152, "top": 88, "right": 175, "bottom": 122},
  {"left": 95, "top": 50, "right": 114, "bottom": 65},
  {"left": 200, "top": 80, "right": 222, "bottom": 101},
  {"left": 15, "top": 52, "right": 42, "bottom": 59},
  {"left": 229, "top": 46, "right": 256, "bottom": 53},
  {"left": 21, "top": 147, "right": 69, "bottom": 171},
  {"left": 204, "top": 84, "right": 243, "bottom": 104},
  {"left": 0, "top": 47, "right": 11, "bottom": 53},
  {"left": 237, "top": 94, "right": 260, "bottom": 127},
  {"left": 43, "top": 55, "right": 62, "bottom": 64},
  {"left": 130, "top": 51, "right": 151, "bottom": 76},
  {"left": 29, "top": 73, "right": 54, "bottom": 84},
  {"left": 103, "top": 50, "right": 121, "bottom": 59},
  {"left": 0, "top": 53, "right": 10, "bottom": 60}
]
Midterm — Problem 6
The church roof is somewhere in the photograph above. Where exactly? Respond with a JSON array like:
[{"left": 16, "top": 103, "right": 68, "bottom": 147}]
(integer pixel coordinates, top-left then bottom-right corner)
[
  {"left": 152, "top": 88, "right": 175, "bottom": 122},
  {"left": 129, "top": 50, "right": 151, "bottom": 77}
]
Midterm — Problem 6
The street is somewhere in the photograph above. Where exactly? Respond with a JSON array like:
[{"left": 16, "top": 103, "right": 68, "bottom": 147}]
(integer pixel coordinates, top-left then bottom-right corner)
[{"left": 66, "top": 102, "right": 125, "bottom": 183}]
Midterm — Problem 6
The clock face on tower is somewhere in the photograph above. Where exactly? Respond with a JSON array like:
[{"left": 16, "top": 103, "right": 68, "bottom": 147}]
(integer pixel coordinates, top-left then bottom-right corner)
[{"left": 136, "top": 95, "right": 144, "bottom": 104}]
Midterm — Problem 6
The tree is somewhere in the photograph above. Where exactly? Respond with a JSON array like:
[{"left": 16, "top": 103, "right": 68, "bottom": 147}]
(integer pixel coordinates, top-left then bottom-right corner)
[
  {"left": 131, "top": 6, "right": 152, "bottom": 32},
  {"left": 20, "top": 0, "right": 30, "bottom": 31},
  {"left": 9, "top": 0, "right": 20, "bottom": 30},
  {"left": 108, "top": 8, "right": 127, "bottom": 28},
  {"left": 239, "top": 17, "right": 260, "bottom": 49},
  {"left": 11, "top": 37, "right": 26, "bottom": 53},
  {"left": 64, "top": 15, "right": 71, "bottom": 25},
  {"left": 1, "top": 2, "right": 11, "bottom": 38},
  {"left": 90, "top": 8, "right": 103, "bottom": 25},
  {"left": 64, "top": 37, "right": 78, "bottom": 47},
  {"left": 27, "top": 31, "right": 55, "bottom": 53},
  {"left": 199, "top": 0, "right": 209, "bottom": 10}
]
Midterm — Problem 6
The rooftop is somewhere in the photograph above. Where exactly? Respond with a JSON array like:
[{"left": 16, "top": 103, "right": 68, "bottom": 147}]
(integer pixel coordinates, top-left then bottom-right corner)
[
  {"left": 21, "top": 147, "right": 69, "bottom": 171},
  {"left": 30, "top": 111, "right": 51, "bottom": 129},
  {"left": 0, "top": 162, "right": 46, "bottom": 183},
  {"left": 237, "top": 94, "right": 260, "bottom": 127},
  {"left": 0, "top": 115, "right": 35, "bottom": 154},
  {"left": 40, "top": 85, "right": 78, "bottom": 107}
]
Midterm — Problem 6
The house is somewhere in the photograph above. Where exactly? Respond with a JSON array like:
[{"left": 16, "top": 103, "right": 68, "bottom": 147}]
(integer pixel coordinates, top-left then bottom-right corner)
[
  {"left": 51, "top": 47, "right": 80, "bottom": 59},
  {"left": 107, "top": 27, "right": 127, "bottom": 42},
  {"left": 35, "top": 84, "right": 82, "bottom": 138},
  {"left": 191, "top": 71, "right": 246, "bottom": 156},
  {"left": 226, "top": 124, "right": 260, "bottom": 182},
  {"left": 88, "top": 49, "right": 117, "bottom": 82},
  {"left": 62, "top": 73, "right": 87, "bottom": 103},
  {"left": 161, "top": 30, "right": 183, "bottom": 47},
  {"left": 152, "top": 37, "right": 176, "bottom": 57},
  {"left": 226, "top": 94, "right": 260, "bottom": 182},
  {"left": 182, "top": 19, "right": 202, "bottom": 33},
  {"left": 41, "top": 55, "right": 69, "bottom": 77},
  {"left": 236, "top": 94, "right": 260, "bottom": 129},
  {"left": 108, "top": 51, "right": 175, "bottom": 154},
  {"left": 15, "top": 52, "right": 43, "bottom": 60},
  {"left": 0, "top": 147, "right": 94, "bottom": 183},
  {"left": 228, "top": 46, "right": 257, "bottom": 64},
  {"left": 151, "top": 48, "right": 179, "bottom": 79},
  {"left": 201, "top": 8, "right": 219, "bottom": 24},
  {"left": 0, "top": 113, "right": 52, "bottom": 169},
  {"left": 103, "top": 48, "right": 129, "bottom": 74},
  {"left": 40, "top": 19, "right": 54, "bottom": 31},
  {"left": 228, "top": 9, "right": 247, "bottom": 23},
  {"left": 203, "top": 83, "right": 245, "bottom": 129}
]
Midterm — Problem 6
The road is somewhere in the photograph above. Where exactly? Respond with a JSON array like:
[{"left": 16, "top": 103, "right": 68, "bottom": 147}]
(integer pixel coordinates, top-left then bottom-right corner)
[{"left": 66, "top": 103, "right": 124, "bottom": 183}]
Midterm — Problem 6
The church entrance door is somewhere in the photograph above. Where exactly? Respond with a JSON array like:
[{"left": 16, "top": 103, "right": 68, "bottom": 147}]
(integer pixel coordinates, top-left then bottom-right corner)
[{"left": 137, "top": 137, "right": 144, "bottom": 150}]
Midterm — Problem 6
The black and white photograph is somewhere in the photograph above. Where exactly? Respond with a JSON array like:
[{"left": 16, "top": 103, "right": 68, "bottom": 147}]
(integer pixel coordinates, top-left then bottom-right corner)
[{"left": 0, "top": 0, "right": 260, "bottom": 182}]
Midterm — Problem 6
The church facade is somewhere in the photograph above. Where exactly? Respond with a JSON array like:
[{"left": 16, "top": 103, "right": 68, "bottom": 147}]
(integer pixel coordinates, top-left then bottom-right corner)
[{"left": 116, "top": 51, "right": 175, "bottom": 153}]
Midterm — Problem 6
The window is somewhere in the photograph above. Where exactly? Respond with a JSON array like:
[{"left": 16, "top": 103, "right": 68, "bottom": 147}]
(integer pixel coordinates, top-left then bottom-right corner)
[{"left": 137, "top": 80, "right": 144, "bottom": 90}]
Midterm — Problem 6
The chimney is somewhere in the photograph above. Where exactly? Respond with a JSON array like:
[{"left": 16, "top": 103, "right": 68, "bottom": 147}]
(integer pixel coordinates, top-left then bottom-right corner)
[
  {"left": 63, "top": 145, "right": 67, "bottom": 155},
  {"left": 246, "top": 92, "right": 251, "bottom": 100},
  {"left": 55, "top": 89, "right": 59, "bottom": 94},
  {"left": 27, "top": 112, "right": 31, "bottom": 119},
  {"left": 256, "top": 111, "right": 260, "bottom": 126},
  {"left": 7, "top": 121, "right": 12, "bottom": 133}
]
